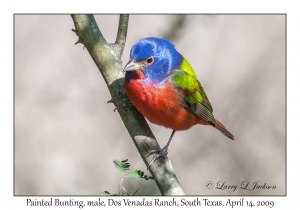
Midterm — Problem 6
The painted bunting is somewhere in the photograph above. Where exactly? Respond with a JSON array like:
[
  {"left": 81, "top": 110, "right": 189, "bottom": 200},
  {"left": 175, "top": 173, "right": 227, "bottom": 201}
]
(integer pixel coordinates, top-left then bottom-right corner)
[{"left": 124, "top": 37, "right": 234, "bottom": 168}]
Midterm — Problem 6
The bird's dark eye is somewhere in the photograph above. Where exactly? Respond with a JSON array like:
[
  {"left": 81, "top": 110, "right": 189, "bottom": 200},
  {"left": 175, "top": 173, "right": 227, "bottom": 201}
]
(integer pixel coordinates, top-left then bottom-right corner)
[{"left": 145, "top": 56, "right": 154, "bottom": 65}]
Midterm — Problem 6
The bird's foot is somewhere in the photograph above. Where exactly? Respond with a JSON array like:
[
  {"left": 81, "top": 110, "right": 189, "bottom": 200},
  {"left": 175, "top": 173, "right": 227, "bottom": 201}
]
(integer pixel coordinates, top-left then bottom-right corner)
[
  {"left": 147, "top": 146, "right": 169, "bottom": 170},
  {"left": 107, "top": 97, "right": 133, "bottom": 112},
  {"left": 113, "top": 99, "right": 133, "bottom": 112}
]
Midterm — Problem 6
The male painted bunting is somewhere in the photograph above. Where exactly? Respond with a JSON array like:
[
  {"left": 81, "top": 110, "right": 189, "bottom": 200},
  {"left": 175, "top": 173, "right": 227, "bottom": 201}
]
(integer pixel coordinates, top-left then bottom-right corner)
[{"left": 124, "top": 37, "right": 234, "bottom": 168}]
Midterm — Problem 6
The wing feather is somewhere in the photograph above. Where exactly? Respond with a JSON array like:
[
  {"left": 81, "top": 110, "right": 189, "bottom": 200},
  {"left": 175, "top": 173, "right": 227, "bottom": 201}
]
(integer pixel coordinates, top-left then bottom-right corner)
[{"left": 171, "top": 69, "right": 216, "bottom": 124}]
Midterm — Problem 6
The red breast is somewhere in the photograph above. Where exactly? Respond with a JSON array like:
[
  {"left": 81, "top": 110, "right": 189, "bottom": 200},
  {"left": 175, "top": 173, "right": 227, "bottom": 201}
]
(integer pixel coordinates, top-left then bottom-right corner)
[{"left": 125, "top": 75, "right": 207, "bottom": 131}]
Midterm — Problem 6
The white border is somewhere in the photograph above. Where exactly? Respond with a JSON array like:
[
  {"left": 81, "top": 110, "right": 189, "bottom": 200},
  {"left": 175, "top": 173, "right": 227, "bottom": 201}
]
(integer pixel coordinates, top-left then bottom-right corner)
[{"left": 2, "top": 0, "right": 298, "bottom": 209}]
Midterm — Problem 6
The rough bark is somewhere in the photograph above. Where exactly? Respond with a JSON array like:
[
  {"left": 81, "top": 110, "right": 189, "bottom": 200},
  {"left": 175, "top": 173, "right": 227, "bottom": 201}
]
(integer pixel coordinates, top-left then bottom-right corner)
[{"left": 71, "top": 14, "right": 185, "bottom": 195}]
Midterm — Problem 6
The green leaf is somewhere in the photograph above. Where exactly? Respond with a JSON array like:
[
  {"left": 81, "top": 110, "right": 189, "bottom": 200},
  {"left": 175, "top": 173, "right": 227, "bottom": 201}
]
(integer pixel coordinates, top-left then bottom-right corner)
[
  {"left": 125, "top": 170, "right": 141, "bottom": 180},
  {"left": 100, "top": 191, "right": 118, "bottom": 196},
  {"left": 125, "top": 170, "right": 154, "bottom": 181},
  {"left": 114, "top": 159, "right": 130, "bottom": 172}
]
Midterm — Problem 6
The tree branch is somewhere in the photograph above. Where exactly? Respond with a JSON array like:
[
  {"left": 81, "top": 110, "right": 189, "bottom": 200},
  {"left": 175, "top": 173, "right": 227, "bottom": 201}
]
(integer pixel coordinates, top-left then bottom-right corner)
[
  {"left": 115, "top": 14, "right": 129, "bottom": 57},
  {"left": 71, "top": 14, "right": 185, "bottom": 195}
]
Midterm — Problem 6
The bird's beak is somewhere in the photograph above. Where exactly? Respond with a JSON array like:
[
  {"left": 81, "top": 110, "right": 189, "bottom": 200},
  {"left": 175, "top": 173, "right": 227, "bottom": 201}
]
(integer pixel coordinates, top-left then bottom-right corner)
[{"left": 123, "top": 59, "right": 144, "bottom": 72}]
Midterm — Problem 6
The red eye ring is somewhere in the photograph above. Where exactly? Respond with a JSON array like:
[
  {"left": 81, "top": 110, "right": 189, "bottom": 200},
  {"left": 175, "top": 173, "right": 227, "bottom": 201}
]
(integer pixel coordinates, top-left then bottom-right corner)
[{"left": 145, "top": 56, "right": 154, "bottom": 66}]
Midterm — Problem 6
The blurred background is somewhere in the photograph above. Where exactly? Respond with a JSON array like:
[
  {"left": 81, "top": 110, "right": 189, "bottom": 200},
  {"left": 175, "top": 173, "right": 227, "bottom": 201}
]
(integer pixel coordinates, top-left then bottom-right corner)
[{"left": 14, "top": 15, "right": 285, "bottom": 195}]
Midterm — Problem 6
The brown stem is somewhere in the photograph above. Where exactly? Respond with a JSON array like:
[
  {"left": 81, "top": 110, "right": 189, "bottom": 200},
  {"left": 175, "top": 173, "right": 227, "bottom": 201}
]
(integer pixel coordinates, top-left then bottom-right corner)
[{"left": 71, "top": 14, "right": 185, "bottom": 195}]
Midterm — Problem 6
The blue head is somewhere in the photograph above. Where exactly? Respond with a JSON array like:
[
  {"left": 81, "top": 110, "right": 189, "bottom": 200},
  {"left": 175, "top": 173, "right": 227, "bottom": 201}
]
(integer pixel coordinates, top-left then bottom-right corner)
[{"left": 124, "top": 37, "right": 182, "bottom": 84}]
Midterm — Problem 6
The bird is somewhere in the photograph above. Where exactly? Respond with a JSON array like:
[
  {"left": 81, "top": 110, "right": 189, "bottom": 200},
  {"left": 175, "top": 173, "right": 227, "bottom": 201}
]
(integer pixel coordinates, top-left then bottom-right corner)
[{"left": 123, "top": 37, "right": 234, "bottom": 168}]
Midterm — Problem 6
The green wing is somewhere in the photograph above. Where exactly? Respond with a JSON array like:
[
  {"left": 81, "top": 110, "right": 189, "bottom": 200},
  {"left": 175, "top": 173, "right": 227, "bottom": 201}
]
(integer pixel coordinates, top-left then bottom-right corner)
[{"left": 171, "top": 58, "right": 216, "bottom": 125}]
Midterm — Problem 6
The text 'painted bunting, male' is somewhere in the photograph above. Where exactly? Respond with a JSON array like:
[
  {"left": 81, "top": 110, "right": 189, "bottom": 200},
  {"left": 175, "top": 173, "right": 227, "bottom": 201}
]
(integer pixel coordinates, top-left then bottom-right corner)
[{"left": 124, "top": 37, "right": 234, "bottom": 168}]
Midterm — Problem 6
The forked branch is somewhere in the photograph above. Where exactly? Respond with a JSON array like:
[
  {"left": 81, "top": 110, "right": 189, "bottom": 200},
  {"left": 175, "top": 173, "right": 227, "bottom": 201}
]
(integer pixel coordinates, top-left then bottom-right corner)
[{"left": 71, "top": 14, "right": 184, "bottom": 195}]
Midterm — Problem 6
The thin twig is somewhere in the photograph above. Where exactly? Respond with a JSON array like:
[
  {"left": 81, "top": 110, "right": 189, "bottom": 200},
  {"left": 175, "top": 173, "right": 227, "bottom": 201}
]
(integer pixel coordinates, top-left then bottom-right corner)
[
  {"left": 119, "top": 184, "right": 130, "bottom": 196},
  {"left": 132, "top": 187, "right": 140, "bottom": 196},
  {"left": 115, "top": 14, "right": 129, "bottom": 57}
]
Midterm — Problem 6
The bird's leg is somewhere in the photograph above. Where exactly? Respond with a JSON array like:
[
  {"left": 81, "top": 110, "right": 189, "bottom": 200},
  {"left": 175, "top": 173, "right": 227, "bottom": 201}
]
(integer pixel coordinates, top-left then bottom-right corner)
[
  {"left": 113, "top": 97, "right": 133, "bottom": 112},
  {"left": 147, "top": 130, "right": 176, "bottom": 169},
  {"left": 107, "top": 94, "right": 133, "bottom": 112}
]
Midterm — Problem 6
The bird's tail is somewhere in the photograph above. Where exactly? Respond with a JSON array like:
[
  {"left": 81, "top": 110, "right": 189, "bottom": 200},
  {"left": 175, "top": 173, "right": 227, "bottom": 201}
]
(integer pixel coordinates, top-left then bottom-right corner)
[{"left": 212, "top": 119, "right": 235, "bottom": 140}]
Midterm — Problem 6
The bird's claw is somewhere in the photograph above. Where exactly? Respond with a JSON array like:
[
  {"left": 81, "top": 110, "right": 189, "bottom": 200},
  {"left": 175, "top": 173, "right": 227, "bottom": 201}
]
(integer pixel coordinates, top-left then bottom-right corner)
[
  {"left": 108, "top": 97, "right": 133, "bottom": 112},
  {"left": 147, "top": 146, "right": 168, "bottom": 170}
]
